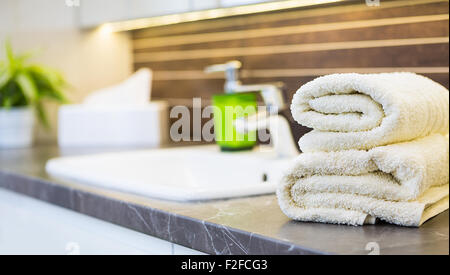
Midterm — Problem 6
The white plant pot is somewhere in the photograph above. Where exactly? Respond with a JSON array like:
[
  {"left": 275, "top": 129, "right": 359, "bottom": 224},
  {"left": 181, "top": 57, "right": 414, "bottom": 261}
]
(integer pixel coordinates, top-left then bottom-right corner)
[{"left": 0, "top": 107, "right": 35, "bottom": 149}]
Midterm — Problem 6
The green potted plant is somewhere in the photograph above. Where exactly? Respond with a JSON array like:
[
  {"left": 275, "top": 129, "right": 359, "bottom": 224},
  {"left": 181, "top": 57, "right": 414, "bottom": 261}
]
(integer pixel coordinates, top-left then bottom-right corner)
[{"left": 0, "top": 41, "right": 68, "bottom": 148}]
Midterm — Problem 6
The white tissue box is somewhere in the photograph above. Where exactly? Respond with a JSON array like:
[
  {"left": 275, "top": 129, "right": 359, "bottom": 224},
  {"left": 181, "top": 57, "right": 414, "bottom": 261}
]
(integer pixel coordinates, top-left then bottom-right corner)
[{"left": 58, "top": 102, "right": 168, "bottom": 147}]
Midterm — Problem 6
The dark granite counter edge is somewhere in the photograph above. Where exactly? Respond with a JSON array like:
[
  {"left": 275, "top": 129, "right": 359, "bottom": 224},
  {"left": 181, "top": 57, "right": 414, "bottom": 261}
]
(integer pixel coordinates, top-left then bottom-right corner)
[{"left": 0, "top": 170, "right": 328, "bottom": 255}]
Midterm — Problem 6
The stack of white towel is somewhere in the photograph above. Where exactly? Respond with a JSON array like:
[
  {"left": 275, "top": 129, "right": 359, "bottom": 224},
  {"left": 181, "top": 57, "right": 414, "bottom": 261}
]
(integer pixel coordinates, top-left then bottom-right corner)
[{"left": 277, "top": 72, "right": 449, "bottom": 226}]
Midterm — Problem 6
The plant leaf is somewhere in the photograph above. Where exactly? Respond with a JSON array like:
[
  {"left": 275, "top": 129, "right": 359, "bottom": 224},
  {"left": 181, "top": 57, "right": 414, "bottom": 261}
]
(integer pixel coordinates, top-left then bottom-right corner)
[
  {"left": 2, "top": 97, "right": 12, "bottom": 108},
  {"left": 15, "top": 72, "right": 38, "bottom": 103},
  {"left": 4, "top": 40, "right": 20, "bottom": 75},
  {"left": 0, "top": 70, "right": 11, "bottom": 90},
  {"left": 0, "top": 74, "right": 9, "bottom": 90},
  {"left": 5, "top": 40, "right": 14, "bottom": 65},
  {"left": 35, "top": 102, "right": 49, "bottom": 129},
  {"left": 28, "top": 65, "right": 68, "bottom": 103}
]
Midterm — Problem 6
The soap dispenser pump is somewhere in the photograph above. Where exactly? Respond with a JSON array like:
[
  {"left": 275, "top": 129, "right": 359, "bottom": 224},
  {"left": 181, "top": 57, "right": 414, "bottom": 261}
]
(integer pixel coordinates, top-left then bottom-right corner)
[{"left": 204, "top": 60, "right": 242, "bottom": 94}]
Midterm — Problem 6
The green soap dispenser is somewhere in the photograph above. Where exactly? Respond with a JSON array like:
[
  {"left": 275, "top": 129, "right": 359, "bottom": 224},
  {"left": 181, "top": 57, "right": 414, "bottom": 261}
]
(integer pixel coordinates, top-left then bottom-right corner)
[
  {"left": 212, "top": 93, "right": 257, "bottom": 151},
  {"left": 205, "top": 61, "right": 257, "bottom": 151}
]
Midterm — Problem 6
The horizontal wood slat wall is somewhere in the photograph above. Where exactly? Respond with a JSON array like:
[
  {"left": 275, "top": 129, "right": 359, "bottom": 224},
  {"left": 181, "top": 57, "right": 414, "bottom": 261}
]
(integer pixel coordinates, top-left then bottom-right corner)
[{"left": 132, "top": 0, "right": 449, "bottom": 142}]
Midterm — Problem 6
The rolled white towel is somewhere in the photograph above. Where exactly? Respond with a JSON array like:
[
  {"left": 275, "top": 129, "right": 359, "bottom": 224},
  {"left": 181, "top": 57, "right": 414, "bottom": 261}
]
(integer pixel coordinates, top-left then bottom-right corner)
[
  {"left": 277, "top": 134, "right": 449, "bottom": 227},
  {"left": 291, "top": 72, "right": 449, "bottom": 152}
]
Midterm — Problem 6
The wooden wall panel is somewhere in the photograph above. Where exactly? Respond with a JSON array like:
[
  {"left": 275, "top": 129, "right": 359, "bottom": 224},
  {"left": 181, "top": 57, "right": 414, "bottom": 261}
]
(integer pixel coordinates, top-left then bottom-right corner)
[
  {"left": 136, "top": 43, "right": 449, "bottom": 70},
  {"left": 131, "top": 0, "right": 449, "bottom": 143},
  {"left": 134, "top": 20, "right": 449, "bottom": 52}
]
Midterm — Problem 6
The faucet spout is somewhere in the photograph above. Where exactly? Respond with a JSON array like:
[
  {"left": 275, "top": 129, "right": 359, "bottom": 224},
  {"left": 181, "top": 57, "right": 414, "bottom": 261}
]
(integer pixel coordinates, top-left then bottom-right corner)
[{"left": 234, "top": 111, "right": 299, "bottom": 158}]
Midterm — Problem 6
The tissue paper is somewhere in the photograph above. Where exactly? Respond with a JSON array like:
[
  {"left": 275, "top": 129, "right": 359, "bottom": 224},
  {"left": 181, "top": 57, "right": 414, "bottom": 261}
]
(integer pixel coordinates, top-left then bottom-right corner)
[{"left": 83, "top": 68, "right": 152, "bottom": 107}]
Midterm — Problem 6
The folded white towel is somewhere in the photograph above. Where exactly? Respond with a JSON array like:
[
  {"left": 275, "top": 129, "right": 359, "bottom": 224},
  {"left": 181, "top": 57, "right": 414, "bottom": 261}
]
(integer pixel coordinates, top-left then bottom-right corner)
[
  {"left": 277, "top": 134, "right": 449, "bottom": 226},
  {"left": 291, "top": 72, "right": 449, "bottom": 152}
]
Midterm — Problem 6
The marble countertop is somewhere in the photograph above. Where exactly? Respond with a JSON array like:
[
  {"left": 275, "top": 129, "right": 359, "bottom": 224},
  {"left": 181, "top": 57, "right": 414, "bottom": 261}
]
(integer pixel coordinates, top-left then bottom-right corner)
[{"left": 0, "top": 145, "right": 448, "bottom": 255}]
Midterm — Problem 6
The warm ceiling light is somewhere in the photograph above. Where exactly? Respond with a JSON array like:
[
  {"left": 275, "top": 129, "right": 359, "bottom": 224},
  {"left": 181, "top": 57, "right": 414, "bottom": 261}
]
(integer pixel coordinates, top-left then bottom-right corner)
[
  {"left": 101, "top": 0, "right": 345, "bottom": 32},
  {"left": 98, "top": 23, "right": 113, "bottom": 35}
]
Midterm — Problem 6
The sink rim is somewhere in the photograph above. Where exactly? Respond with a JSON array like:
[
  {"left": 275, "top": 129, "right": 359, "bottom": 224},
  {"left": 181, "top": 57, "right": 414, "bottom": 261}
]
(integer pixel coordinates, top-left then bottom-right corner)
[{"left": 46, "top": 145, "right": 293, "bottom": 202}]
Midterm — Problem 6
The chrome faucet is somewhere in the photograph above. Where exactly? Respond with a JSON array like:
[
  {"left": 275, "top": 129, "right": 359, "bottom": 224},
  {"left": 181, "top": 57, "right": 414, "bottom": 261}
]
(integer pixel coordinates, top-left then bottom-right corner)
[{"left": 204, "top": 60, "right": 299, "bottom": 158}]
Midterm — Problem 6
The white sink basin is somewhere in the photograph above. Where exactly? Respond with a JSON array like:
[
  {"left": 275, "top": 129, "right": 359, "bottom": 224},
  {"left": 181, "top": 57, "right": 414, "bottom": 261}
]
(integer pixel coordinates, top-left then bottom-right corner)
[{"left": 46, "top": 146, "right": 295, "bottom": 201}]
